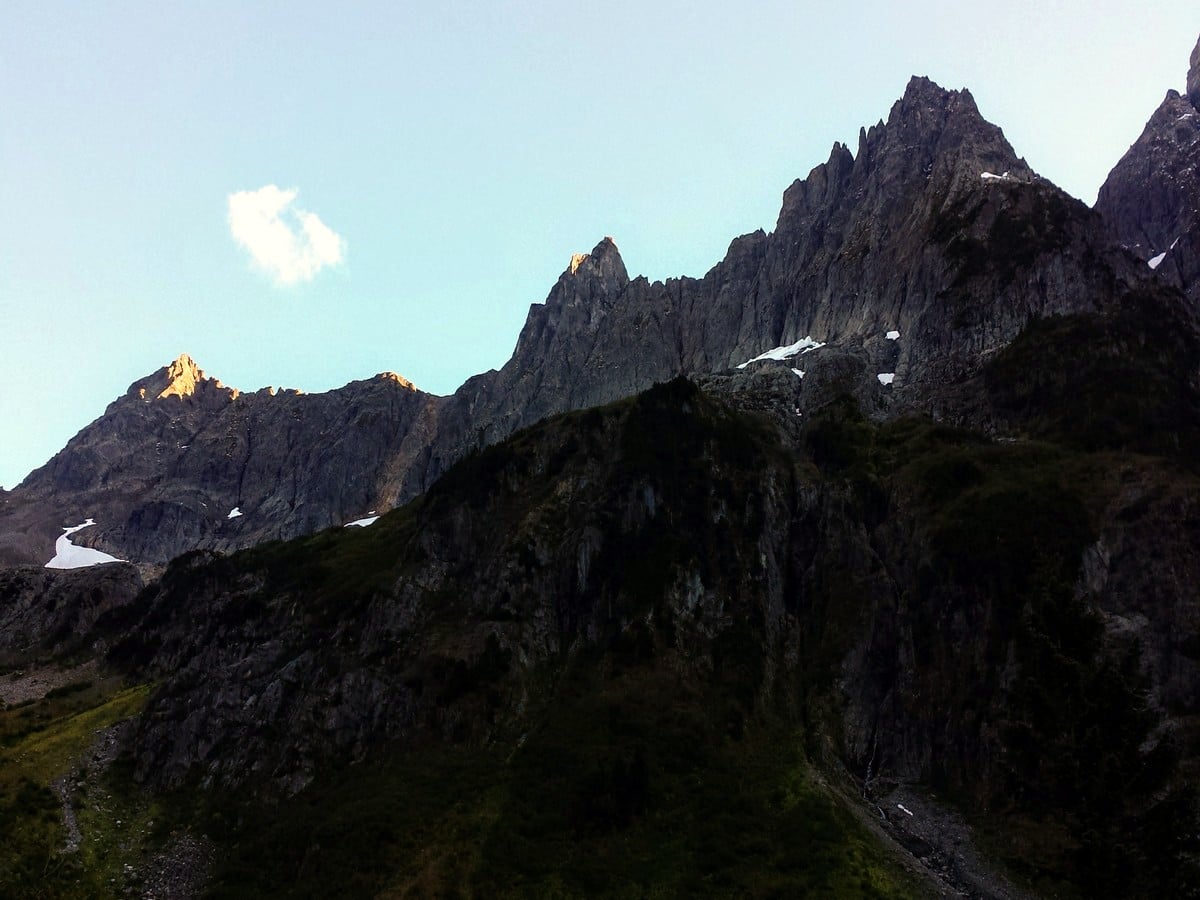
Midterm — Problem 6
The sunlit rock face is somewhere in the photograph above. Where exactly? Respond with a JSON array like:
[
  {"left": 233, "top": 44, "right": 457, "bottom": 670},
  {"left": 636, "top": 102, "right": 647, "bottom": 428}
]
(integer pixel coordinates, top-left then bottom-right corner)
[
  {"left": 152, "top": 353, "right": 204, "bottom": 400},
  {"left": 1096, "top": 33, "right": 1200, "bottom": 306}
]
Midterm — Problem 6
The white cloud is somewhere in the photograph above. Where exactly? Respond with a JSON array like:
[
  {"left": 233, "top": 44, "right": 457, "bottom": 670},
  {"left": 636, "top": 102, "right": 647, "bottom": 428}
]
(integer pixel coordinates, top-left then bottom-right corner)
[{"left": 227, "top": 185, "right": 345, "bottom": 285}]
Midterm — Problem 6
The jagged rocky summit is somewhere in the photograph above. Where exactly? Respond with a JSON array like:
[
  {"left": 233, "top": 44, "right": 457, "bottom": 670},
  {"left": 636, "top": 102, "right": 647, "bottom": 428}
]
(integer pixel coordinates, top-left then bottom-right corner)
[{"left": 2, "top": 60, "right": 1197, "bottom": 569}]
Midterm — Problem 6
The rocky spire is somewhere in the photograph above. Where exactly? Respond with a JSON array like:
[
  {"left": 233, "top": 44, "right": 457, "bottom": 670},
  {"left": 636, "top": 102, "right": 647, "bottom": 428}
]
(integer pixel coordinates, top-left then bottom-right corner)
[
  {"left": 157, "top": 353, "right": 204, "bottom": 400},
  {"left": 564, "top": 236, "right": 629, "bottom": 296},
  {"left": 127, "top": 353, "right": 237, "bottom": 403},
  {"left": 1188, "top": 33, "right": 1200, "bottom": 110}
]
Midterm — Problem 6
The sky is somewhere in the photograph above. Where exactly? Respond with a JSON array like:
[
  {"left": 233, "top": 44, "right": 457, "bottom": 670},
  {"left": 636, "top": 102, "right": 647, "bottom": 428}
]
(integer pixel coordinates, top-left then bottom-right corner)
[{"left": 1, "top": 1, "right": 1196, "bottom": 488}]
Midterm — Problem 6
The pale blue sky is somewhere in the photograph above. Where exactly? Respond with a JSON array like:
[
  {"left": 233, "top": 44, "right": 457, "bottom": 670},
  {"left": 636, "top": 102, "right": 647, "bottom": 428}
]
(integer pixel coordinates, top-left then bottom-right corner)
[{"left": 1, "top": 1, "right": 1196, "bottom": 488}]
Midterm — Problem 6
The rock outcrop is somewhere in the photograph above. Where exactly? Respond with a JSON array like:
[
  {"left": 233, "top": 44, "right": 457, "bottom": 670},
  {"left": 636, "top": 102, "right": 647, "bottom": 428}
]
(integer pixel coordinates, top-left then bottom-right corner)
[
  {"left": 0, "top": 562, "right": 143, "bottom": 665},
  {"left": 452, "top": 77, "right": 1132, "bottom": 443},
  {"left": 6, "top": 48, "right": 1200, "bottom": 898}
]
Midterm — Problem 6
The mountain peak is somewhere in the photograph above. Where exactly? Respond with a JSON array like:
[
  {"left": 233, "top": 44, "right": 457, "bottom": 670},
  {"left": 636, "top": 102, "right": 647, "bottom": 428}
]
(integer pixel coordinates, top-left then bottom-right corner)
[
  {"left": 157, "top": 353, "right": 204, "bottom": 400},
  {"left": 1188, "top": 33, "right": 1200, "bottom": 109},
  {"left": 375, "top": 371, "right": 418, "bottom": 391},
  {"left": 563, "top": 236, "right": 629, "bottom": 293},
  {"left": 897, "top": 75, "right": 977, "bottom": 117},
  {"left": 1096, "top": 32, "right": 1200, "bottom": 304},
  {"left": 127, "top": 353, "right": 237, "bottom": 404}
]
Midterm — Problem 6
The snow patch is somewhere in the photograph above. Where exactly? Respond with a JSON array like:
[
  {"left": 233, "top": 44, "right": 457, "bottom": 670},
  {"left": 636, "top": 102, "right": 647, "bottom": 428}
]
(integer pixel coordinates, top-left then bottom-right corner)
[
  {"left": 885, "top": 330, "right": 900, "bottom": 340},
  {"left": 45, "top": 520, "right": 124, "bottom": 569},
  {"left": 980, "top": 171, "right": 1011, "bottom": 181},
  {"left": 227, "top": 507, "right": 243, "bottom": 519},
  {"left": 345, "top": 516, "right": 380, "bottom": 528},
  {"left": 1170, "top": 236, "right": 1181, "bottom": 250},
  {"left": 897, "top": 803, "right": 914, "bottom": 817},
  {"left": 737, "top": 336, "right": 825, "bottom": 369},
  {"left": 1149, "top": 252, "right": 1167, "bottom": 270},
  {"left": 790, "top": 368, "right": 805, "bottom": 379},
  {"left": 877, "top": 373, "right": 895, "bottom": 385}
]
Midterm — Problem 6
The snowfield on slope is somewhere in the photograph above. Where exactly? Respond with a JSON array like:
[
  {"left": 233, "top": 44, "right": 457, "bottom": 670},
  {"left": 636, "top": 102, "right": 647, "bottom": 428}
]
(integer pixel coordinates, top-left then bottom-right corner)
[
  {"left": 45, "top": 519, "right": 124, "bottom": 569},
  {"left": 737, "top": 337, "right": 825, "bottom": 369}
]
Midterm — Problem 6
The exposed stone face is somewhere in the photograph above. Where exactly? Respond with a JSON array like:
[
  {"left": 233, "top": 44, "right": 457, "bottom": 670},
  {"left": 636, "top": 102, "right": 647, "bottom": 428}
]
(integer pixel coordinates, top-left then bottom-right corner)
[
  {"left": 153, "top": 353, "right": 206, "bottom": 400},
  {"left": 2, "top": 61, "right": 1200, "bottom": 894},
  {"left": 0, "top": 562, "right": 143, "bottom": 664},
  {"left": 1096, "top": 34, "right": 1200, "bottom": 305}
]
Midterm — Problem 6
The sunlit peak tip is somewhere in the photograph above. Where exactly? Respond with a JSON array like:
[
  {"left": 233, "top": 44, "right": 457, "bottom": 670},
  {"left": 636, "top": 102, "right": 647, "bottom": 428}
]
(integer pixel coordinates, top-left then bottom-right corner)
[
  {"left": 158, "top": 352, "right": 205, "bottom": 400},
  {"left": 376, "top": 371, "right": 418, "bottom": 391}
]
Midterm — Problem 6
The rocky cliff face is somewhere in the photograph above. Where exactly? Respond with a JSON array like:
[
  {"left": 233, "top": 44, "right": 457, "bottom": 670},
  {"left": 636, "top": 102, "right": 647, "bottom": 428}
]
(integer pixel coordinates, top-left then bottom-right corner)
[
  {"left": 1096, "top": 34, "right": 1200, "bottom": 302},
  {"left": 1192, "top": 34, "right": 1200, "bottom": 109},
  {"left": 452, "top": 77, "right": 1143, "bottom": 442},
  {"left": 0, "top": 355, "right": 441, "bottom": 565}
]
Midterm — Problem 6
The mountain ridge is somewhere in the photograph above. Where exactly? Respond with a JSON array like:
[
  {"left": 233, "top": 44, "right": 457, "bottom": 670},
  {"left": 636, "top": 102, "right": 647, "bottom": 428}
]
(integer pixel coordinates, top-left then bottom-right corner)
[{"left": 2, "top": 65, "right": 1195, "bottom": 572}]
